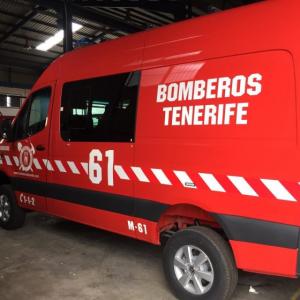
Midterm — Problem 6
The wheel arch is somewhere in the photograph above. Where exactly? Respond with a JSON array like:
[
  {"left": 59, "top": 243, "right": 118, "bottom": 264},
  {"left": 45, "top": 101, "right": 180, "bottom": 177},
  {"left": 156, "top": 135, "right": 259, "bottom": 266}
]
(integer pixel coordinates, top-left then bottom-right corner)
[{"left": 157, "top": 203, "right": 232, "bottom": 248}]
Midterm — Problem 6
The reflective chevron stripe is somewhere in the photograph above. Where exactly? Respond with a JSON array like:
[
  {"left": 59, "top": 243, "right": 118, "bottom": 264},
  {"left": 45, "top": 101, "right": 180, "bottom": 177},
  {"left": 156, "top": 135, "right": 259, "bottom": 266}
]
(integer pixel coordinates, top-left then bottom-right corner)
[
  {"left": 0, "top": 154, "right": 299, "bottom": 202},
  {"left": 55, "top": 160, "right": 67, "bottom": 173}
]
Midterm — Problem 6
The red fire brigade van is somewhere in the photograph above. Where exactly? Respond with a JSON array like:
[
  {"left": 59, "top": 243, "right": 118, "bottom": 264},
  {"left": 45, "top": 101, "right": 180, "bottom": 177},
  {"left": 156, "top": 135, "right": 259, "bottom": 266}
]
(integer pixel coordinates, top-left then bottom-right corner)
[{"left": 1, "top": 0, "right": 300, "bottom": 299}]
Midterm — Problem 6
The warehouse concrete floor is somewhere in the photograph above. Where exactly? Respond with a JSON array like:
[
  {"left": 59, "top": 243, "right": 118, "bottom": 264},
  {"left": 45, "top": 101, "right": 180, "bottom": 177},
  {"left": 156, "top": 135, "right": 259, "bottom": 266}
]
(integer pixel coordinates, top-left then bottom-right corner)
[{"left": 0, "top": 213, "right": 299, "bottom": 300}]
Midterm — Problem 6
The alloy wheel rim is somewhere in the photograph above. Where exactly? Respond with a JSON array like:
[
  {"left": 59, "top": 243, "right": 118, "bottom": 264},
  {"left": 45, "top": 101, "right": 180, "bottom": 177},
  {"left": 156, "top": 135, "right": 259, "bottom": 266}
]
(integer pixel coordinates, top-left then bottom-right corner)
[
  {"left": 174, "top": 245, "right": 214, "bottom": 295},
  {"left": 0, "top": 194, "right": 11, "bottom": 223}
]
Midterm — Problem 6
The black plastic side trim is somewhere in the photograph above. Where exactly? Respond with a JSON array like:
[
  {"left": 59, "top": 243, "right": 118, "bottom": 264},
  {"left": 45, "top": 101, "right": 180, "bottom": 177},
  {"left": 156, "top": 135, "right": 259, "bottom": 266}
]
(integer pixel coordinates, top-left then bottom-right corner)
[
  {"left": 213, "top": 213, "right": 300, "bottom": 249},
  {"left": 297, "top": 234, "right": 300, "bottom": 276},
  {"left": 12, "top": 177, "right": 169, "bottom": 222}
]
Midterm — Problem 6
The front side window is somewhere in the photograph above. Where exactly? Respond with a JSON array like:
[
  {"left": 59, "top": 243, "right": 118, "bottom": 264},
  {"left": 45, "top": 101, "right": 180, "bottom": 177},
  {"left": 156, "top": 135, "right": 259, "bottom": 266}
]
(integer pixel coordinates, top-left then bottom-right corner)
[
  {"left": 60, "top": 71, "right": 140, "bottom": 142},
  {"left": 13, "top": 87, "right": 51, "bottom": 140}
]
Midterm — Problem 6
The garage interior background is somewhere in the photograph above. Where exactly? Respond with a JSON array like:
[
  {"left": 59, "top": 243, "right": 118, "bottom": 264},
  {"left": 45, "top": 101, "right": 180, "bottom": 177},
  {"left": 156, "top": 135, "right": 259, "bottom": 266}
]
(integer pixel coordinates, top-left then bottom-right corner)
[{"left": 0, "top": 0, "right": 259, "bottom": 117}]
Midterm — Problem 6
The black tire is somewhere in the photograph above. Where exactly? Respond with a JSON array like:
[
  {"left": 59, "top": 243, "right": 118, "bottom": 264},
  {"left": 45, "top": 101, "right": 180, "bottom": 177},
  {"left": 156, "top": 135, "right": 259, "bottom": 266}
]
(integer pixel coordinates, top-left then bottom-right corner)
[
  {"left": 0, "top": 184, "right": 25, "bottom": 230},
  {"left": 163, "top": 226, "right": 238, "bottom": 300}
]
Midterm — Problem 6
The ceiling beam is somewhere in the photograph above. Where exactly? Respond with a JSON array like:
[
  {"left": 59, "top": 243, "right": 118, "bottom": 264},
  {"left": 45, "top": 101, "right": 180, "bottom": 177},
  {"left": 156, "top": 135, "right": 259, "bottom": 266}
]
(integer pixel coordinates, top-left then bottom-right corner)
[
  {"left": 0, "top": 13, "right": 98, "bottom": 42},
  {"left": 0, "top": 9, "right": 38, "bottom": 45},
  {"left": 0, "top": 9, "right": 105, "bottom": 34},
  {"left": 0, "top": 30, "right": 62, "bottom": 53},
  {"left": 71, "top": 0, "right": 189, "bottom": 20},
  {"left": 37, "top": 0, "right": 143, "bottom": 32},
  {"left": 71, "top": 4, "right": 145, "bottom": 32},
  {"left": 71, "top": 0, "right": 182, "bottom": 10}
]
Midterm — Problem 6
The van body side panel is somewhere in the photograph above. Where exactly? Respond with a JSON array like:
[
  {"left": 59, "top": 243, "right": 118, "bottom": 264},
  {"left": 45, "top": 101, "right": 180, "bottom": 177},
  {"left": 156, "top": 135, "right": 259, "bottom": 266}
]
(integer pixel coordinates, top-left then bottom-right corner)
[
  {"left": 45, "top": 37, "right": 144, "bottom": 239},
  {"left": 135, "top": 50, "right": 298, "bottom": 226},
  {"left": 1, "top": 81, "right": 57, "bottom": 213},
  {"left": 134, "top": 50, "right": 299, "bottom": 274},
  {"left": 230, "top": 241, "right": 298, "bottom": 277}
]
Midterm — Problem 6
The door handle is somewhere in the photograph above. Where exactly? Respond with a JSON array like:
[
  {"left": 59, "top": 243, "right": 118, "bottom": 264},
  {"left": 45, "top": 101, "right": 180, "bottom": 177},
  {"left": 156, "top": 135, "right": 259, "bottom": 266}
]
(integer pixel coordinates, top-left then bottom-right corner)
[{"left": 35, "top": 144, "right": 46, "bottom": 151}]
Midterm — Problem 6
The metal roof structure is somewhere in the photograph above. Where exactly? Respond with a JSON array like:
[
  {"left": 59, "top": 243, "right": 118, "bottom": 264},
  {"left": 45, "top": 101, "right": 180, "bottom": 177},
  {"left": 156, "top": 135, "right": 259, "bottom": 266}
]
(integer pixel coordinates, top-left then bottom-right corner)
[{"left": 0, "top": 0, "right": 260, "bottom": 88}]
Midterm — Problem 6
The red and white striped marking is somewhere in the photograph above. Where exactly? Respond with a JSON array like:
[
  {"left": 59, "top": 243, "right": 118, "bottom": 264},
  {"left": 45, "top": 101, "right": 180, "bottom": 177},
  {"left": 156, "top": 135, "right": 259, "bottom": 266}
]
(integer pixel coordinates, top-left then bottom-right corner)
[
  {"left": 12, "top": 156, "right": 19, "bottom": 167},
  {"left": 0, "top": 154, "right": 299, "bottom": 202},
  {"left": 55, "top": 160, "right": 66, "bottom": 173},
  {"left": 67, "top": 161, "right": 80, "bottom": 174},
  {"left": 151, "top": 168, "right": 172, "bottom": 185},
  {"left": 114, "top": 165, "right": 130, "bottom": 180},
  {"left": 4, "top": 155, "right": 12, "bottom": 166},
  {"left": 199, "top": 173, "right": 226, "bottom": 192},
  {"left": 260, "top": 179, "right": 296, "bottom": 202},
  {"left": 131, "top": 167, "right": 149, "bottom": 183},
  {"left": 81, "top": 162, "right": 88, "bottom": 174},
  {"left": 33, "top": 158, "right": 42, "bottom": 170},
  {"left": 228, "top": 176, "right": 258, "bottom": 197}
]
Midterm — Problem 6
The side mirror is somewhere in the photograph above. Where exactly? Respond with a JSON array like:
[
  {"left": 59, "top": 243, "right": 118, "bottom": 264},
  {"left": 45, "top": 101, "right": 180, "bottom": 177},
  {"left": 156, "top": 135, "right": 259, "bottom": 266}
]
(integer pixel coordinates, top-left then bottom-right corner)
[{"left": 0, "top": 118, "right": 13, "bottom": 141}]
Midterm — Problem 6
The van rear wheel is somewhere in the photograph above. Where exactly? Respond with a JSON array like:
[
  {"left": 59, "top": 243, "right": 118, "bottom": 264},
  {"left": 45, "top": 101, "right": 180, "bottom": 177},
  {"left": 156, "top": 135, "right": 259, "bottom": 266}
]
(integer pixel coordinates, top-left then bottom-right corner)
[
  {"left": 163, "top": 226, "right": 238, "bottom": 300},
  {"left": 0, "top": 184, "right": 25, "bottom": 230}
]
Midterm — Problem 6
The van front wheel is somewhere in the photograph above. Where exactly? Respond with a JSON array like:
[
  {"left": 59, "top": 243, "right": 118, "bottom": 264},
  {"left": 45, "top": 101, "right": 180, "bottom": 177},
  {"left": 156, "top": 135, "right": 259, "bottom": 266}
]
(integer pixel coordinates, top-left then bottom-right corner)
[
  {"left": 163, "top": 226, "right": 238, "bottom": 300},
  {"left": 0, "top": 184, "right": 25, "bottom": 230}
]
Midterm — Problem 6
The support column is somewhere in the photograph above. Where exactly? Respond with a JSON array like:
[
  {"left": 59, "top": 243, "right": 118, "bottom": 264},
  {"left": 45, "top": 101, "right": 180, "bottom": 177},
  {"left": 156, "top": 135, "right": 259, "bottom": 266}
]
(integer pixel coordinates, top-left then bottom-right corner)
[{"left": 63, "top": 0, "right": 73, "bottom": 52}]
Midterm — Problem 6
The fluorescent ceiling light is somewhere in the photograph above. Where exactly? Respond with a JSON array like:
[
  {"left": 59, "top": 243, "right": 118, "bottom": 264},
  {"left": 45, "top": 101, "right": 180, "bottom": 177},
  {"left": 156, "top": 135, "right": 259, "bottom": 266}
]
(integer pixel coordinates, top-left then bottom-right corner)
[{"left": 36, "top": 23, "right": 83, "bottom": 52}]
